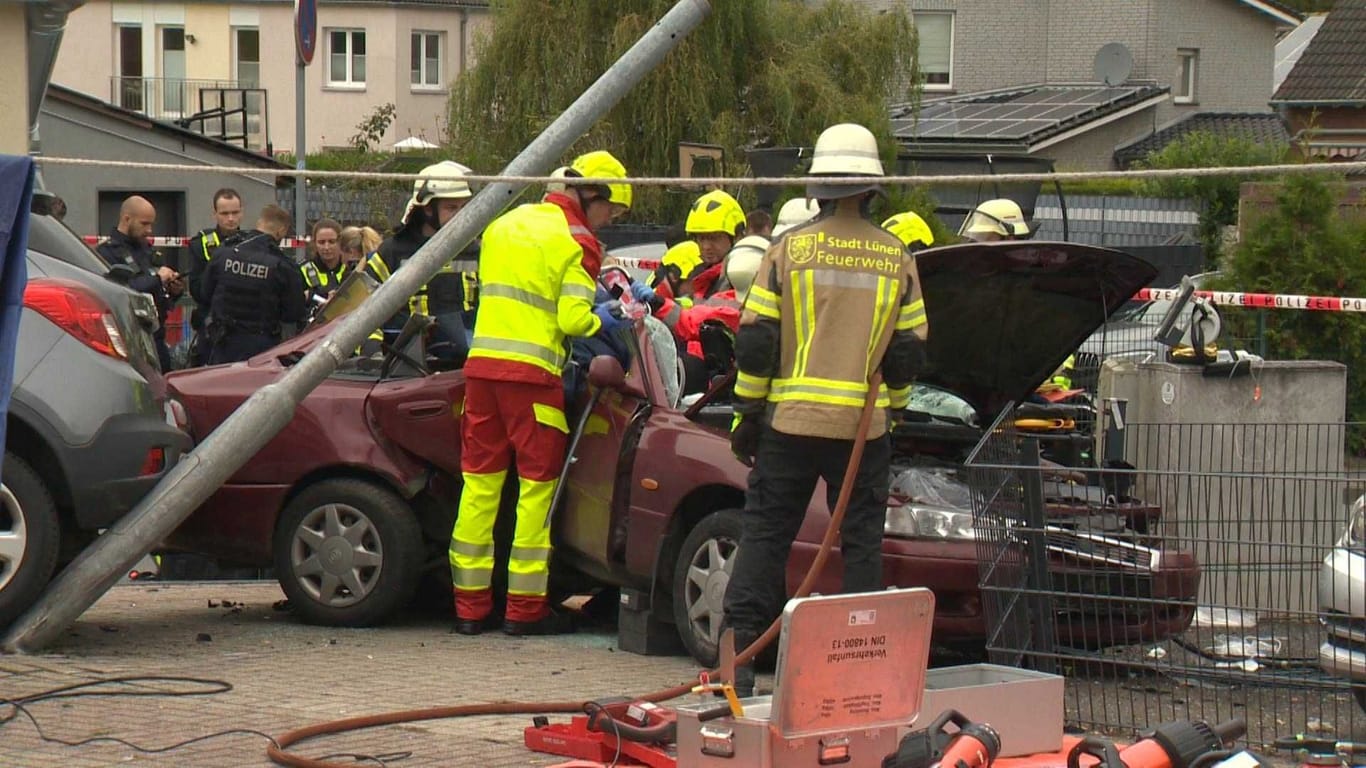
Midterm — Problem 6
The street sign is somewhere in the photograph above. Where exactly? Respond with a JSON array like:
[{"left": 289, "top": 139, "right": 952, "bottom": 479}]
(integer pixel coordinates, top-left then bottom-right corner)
[{"left": 295, "top": 0, "right": 317, "bottom": 66}]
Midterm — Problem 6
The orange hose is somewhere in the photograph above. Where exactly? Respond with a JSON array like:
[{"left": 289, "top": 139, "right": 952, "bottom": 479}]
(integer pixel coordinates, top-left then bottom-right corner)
[{"left": 267, "top": 373, "right": 886, "bottom": 767}]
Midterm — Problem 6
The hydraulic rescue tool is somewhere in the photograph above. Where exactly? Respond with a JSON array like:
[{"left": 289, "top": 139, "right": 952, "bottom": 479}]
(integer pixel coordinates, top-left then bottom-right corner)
[
  {"left": 883, "top": 709, "right": 1003, "bottom": 768},
  {"left": 1063, "top": 719, "right": 1247, "bottom": 768}
]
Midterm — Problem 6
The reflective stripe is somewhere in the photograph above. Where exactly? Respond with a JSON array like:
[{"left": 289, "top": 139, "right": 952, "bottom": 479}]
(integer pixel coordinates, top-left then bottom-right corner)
[
  {"left": 470, "top": 336, "right": 564, "bottom": 369},
  {"left": 888, "top": 385, "right": 912, "bottom": 410},
  {"left": 660, "top": 302, "right": 682, "bottom": 328},
  {"left": 792, "top": 270, "right": 817, "bottom": 379},
  {"left": 867, "top": 275, "right": 896, "bottom": 379},
  {"left": 366, "top": 253, "right": 391, "bottom": 282},
  {"left": 451, "top": 566, "right": 494, "bottom": 589},
  {"left": 810, "top": 268, "right": 881, "bottom": 290},
  {"left": 734, "top": 370, "right": 771, "bottom": 400},
  {"left": 450, "top": 540, "right": 494, "bottom": 558},
  {"left": 897, "top": 298, "right": 927, "bottom": 331},
  {"left": 301, "top": 263, "right": 320, "bottom": 287},
  {"left": 561, "top": 282, "right": 596, "bottom": 301},
  {"left": 200, "top": 231, "right": 220, "bottom": 261},
  {"left": 481, "top": 282, "right": 556, "bottom": 312},
  {"left": 506, "top": 571, "right": 549, "bottom": 596},
  {"left": 510, "top": 546, "right": 552, "bottom": 562},
  {"left": 531, "top": 402, "right": 569, "bottom": 433},
  {"left": 566, "top": 225, "right": 595, "bottom": 240},
  {"left": 770, "top": 382, "right": 891, "bottom": 408}
]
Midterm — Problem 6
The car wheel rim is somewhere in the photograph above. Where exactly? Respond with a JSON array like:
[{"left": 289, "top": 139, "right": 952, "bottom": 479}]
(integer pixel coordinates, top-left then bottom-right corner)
[
  {"left": 683, "top": 533, "right": 737, "bottom": 650},
  {"left": 0, "top": 486, "right": 26, "bottom": 592},
  {"left": 290, "top": 503, "right": 383, "bottom": 608}
]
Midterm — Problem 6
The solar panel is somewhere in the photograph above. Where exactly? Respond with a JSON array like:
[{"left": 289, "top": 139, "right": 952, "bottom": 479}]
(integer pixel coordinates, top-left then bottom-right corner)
[{"left": 895, "top": 85, "right": 1165, "bottom": 143}]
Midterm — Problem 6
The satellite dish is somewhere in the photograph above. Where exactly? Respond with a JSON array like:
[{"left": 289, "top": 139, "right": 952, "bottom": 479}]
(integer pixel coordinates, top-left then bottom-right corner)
[{"left": 1094, "top": 43, "right": 1134, "bottom": 86}]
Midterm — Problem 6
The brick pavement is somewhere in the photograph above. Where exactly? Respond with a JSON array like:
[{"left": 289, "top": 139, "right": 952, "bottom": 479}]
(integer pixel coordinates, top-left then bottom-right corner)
[{"left": 0, "top": 582, "right": 717, "bottom": 767}]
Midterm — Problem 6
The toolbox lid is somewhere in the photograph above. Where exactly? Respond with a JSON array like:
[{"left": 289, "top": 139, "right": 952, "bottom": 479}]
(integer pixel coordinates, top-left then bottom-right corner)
[{"left": 771, "top": 588, "right": 936, "bottom": 740}]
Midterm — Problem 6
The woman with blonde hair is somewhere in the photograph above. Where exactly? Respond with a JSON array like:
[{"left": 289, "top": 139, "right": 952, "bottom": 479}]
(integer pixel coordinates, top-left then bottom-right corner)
[{"left": 338, "top": 225, "right": 382, "bottom": 273}]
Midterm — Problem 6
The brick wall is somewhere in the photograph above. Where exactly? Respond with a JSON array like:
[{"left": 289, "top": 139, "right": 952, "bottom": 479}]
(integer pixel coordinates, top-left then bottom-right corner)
[{"left": 1039, "top": 108, "right": 1161, "bottom": 171}]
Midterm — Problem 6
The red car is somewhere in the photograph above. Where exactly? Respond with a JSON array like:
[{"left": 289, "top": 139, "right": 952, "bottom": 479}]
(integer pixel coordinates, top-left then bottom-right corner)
[{"left": 163, "top": 241, "right": 1198, "bottom": 663}]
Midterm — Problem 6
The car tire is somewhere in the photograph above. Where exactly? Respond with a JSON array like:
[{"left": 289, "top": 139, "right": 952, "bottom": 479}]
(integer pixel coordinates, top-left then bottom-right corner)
[
  {"left": 672, "top": 509, "right": 744, "bottom": 666},
  {"left": 0, "top": 452, "right": 61, "bottom": 629},
  {"left": 273, "top": 479, "right": 423, "bottom": 627}
]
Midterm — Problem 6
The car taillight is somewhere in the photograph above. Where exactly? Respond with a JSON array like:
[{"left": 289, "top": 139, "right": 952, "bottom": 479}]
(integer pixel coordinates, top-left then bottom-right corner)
[{"left": 23, "top": 278, "right": 129, "bottom": 360}]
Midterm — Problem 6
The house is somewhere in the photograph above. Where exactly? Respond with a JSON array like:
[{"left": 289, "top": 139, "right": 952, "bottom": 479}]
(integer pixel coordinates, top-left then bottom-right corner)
[
  {"left": 1271, "top": 0, "right": 1366, "bottom": 163},
  {"left": 873, "top": 0, "right": 1300, "bottom": 170},
  {"left": 50, "top": 0, "right": 491, "bottom": 155},
  {"left": 39, "top": 83, "right": 287, "bottom": 274}
]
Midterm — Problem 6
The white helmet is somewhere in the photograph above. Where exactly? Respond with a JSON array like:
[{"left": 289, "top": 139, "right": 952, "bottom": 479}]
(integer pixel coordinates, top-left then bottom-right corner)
[
  {"left": 807, "top": 123, "right": 884, "bottom": 200},
  {"left": 404, "top": 161, "right": 474, "bottom": 220},
  {"left": 724, "top": 235, "right": 768, "bottom": 296},
  {"left": 771, "top": 197, "right": 821, "bottom": 238},
  {"left": 960, "top": 198, "right": 1032, "bottom": 240}
]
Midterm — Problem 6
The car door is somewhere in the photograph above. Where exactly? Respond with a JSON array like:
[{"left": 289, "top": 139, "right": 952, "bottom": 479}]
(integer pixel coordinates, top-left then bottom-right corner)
[
  {"left": 365, "top": 370, "right": 465, "bottom": 476},
  {"left": 556, "top": 382, "right": 644, "bottom": 566}
]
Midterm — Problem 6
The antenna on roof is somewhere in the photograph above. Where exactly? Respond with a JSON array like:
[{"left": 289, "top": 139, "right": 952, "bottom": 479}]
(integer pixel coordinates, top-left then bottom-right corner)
[{"left": 1094, "top": 42, "right": 1134, "bottom": 86}]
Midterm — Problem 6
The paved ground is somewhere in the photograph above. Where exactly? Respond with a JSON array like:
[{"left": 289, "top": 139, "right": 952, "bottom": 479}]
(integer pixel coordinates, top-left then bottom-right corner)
[{"left": 0, "top": 581, "right": 709, "bottom": 767}]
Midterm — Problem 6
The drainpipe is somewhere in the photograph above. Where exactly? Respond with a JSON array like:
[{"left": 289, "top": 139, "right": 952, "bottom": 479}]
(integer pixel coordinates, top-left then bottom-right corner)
[
  {"left": 26, "top": 0, "right": 87, "bottom": 184},
  {"left": 458, "top": 7, "right": 469, "bottom": 73}
]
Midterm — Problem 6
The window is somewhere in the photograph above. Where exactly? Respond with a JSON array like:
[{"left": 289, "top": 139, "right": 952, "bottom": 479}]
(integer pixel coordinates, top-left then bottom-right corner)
[
  {"left": 116, "top": 25, "right": 144, "bottom": 111},
  {"left": 411, "top": 31, "right": 442, "bottom": 88},
  {"left": 328, "top": 28, "right": 366, "bottom": 87},
  {"left": 160, "top": 27, "right": 186, "bottom": 113},
  {"left": 913, "top": 12, "right": 953, "bottom": 89},
  {"left": 1175, "top": 48, "right": 1199, "bottom": 104},
  {"left": 234, "top": 28, "right": 260, "bottom": 87}
]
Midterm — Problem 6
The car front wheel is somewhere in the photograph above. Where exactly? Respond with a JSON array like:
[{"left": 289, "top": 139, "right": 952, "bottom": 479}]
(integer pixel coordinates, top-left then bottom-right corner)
[
  {"left": 0, "top": 452, "right": 61, "bottom": 628},
  {"left": 273, "top": 479, "right": 423, "bottom": 627},
  {"left": 672, "top": 509, "right": 743, "bottom": 666}
]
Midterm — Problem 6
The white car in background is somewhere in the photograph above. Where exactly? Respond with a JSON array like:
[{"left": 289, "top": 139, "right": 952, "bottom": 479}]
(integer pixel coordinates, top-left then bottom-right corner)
[{"left": 1319, "top": 493, "right": 1366, "bottom": 709}]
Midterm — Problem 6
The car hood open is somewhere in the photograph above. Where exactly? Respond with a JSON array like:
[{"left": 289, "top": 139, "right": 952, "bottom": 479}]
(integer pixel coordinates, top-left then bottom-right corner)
[{"left": 914, "top": 241, "right": 1157, "bottom": 419}]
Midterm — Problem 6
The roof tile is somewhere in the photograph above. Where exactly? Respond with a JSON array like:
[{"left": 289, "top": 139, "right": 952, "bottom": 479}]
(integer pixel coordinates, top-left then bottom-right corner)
[{"left": 1271, "top": 0, "right": 1366, "bottom": 104}]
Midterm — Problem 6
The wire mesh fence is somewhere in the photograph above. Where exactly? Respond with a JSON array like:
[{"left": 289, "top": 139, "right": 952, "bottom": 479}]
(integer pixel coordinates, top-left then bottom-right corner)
[{"left": 968, "top": 411, "right": 1366, "bottom": 747}]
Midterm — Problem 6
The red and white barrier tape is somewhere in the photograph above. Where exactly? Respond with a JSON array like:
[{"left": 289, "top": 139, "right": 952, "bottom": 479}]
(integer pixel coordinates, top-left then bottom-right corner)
[
  {"left": 81, "top": 235, "right": 312, "bottom": 249},
  {"left": 604, "top": 255, "right": 662, "bottom": 270},
  {"left": 1135, "top": 287, "right": 1366, "bottom": 313}
]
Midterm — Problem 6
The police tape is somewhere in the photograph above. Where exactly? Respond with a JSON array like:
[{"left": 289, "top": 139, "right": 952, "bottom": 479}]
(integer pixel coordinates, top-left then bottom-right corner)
[
  {"left": 1134, "top": 287, "right": 1366, "bottom": 313},
  {"left": 80, "top": 235, "right": 312, "bottom": 249},
  {"left": 606, "top": 256, "right": 1366, "bottom": 314}
]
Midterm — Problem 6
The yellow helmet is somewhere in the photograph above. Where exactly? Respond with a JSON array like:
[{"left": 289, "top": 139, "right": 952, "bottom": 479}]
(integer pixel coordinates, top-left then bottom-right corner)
[
  {"left": 960, "top": 198, "right": 1031, "bottom": 239},
  {"left": 569, "top": 150, "right": 632, "bottom": 211},
  {"left": 881, "top": 211, "right": 935, "bottom": 250},
  {"left": 662, "top": 240, "right": 702, "bottom": 277},
  {"left": 724, "top": 235, "right": 768, "bottom": 296},
  {"left": 685, "top": 190, "right": 746, "bottom": 238}
]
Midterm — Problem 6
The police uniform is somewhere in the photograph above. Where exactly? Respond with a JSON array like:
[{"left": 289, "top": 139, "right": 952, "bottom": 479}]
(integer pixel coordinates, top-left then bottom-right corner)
[
  {"left": 200, "top": 230, "right": 306, "bottom": 364},
  {"left": 186, "top": 227, "right": 237, "bottom": 365},
  {"left": 97, "top": 229, "right": 174, "bottom": 372},
  {"left": 301, "top": 256, "right": 346, "bottom": 306},
  {"left": 722, "top": 127, "right": 929, "bottom": 693}
]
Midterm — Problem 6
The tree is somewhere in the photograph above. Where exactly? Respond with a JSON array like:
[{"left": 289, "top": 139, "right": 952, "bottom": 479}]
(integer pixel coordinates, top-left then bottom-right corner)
[
  {"left": 1137, "top": 131, "right": 1286, "bottom": 267},
  {"left": 1224, "top": 173, "right": 1366, "bottom": 446},
  {"left": 447, "top": 0, "right": 919, "bottom": 223}
]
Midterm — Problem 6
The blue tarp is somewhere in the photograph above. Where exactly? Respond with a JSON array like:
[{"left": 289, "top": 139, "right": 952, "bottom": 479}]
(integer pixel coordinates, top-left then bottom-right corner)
[{"left": 0, "top": 156, "right": 34, "bottom": 486}]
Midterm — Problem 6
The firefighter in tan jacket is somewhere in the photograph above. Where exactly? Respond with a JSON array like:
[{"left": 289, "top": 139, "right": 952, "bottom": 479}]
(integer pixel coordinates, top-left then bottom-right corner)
[{"left": 722, "top": 123, "right": 930, "bottom": 696}]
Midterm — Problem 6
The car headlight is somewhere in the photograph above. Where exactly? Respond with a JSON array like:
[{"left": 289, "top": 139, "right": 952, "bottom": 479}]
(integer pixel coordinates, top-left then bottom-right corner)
[
  {"left": 1346, "top": 494, "right": 1366, "bottom": 547},
  {"left": 885, "top": 502, "right": 976, "bottom": 541}
]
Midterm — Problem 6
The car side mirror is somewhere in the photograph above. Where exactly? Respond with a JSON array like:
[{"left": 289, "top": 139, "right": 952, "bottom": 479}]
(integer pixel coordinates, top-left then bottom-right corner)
[
  {"left": 105, "top": 263, "right": 137, "bottom": 286},
  {"left": 588, "top": 355, "right": 627, "bottom": 391}
]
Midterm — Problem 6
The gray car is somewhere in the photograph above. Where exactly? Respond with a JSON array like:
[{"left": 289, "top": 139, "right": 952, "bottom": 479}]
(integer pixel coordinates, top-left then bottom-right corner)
[
  {"left": 1318, "top": 492, "right": 1366, "bottom": 710},
  {"left": 0, "top": 200, "right": 192, "bottom": 628}
]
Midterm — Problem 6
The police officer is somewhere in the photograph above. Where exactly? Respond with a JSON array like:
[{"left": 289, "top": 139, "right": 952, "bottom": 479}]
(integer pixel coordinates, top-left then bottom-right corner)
[
  {"left": 200, "top": 205, "right": 306, "bottom": 364},
  {"left": 97, "top": 195, "right": 182, "bottom": 372},
  {"left": 723, "top": 123, "right": 930, "bottom": 696},
  {"left": 301, "top": 218, "right": 346, "bottom": 308},
  {"left": 362, "top": 161, "right": 479, "bottom": 365},
  {"left": 187, "top": 188, "right": 243, "bottom": 366}
]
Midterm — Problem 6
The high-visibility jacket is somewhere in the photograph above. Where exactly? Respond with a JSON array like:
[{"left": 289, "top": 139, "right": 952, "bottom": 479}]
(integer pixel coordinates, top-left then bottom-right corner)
[
  {"left": 734, "top": 207, "right": 928, "bottom": 441},
  {"left": 188, "top": 227, "right": 234, "bottom": 329},
  {"left": 464, "top": 192, "right": 604, "bottom": 387},
  {"left": 301, "top": 258, "right": 345, "bottom": 302},
  {"left": 361, "top": 228, "right": 478, "bottom": 317}
]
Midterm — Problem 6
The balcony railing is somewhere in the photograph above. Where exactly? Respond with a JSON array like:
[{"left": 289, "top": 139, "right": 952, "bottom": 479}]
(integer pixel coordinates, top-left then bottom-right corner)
[{"left": 110, "top": 77, "right": 271, "bottom": 153}]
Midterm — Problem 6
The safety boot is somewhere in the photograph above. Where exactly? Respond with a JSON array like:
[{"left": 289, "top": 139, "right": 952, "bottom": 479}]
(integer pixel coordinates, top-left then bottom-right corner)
[{"left": 452, "top": 618, "right": 484, "bottom": 636}]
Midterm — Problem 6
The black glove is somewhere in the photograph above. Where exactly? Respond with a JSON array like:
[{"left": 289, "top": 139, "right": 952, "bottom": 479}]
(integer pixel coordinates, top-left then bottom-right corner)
[{"left": 730, "top": 412, "right": 762, "bottom": 468}]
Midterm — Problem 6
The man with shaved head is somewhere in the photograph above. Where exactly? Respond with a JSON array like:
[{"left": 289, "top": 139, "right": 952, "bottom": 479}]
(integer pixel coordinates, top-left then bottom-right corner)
[{"left": 97, "top": 195, "right": 183, "bottom": 371}]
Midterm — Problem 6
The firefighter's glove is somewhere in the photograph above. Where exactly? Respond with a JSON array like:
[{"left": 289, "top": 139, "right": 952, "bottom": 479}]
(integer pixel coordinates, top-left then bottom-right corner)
[
  {"left": 629, "top": 281, "right": 666, "bottom": 313},
  {"left": 594, "top": 301, "right": 629, "bottom": 335},
  {"left": 730, "top": 412, "right": 762, "bottom": 468}
]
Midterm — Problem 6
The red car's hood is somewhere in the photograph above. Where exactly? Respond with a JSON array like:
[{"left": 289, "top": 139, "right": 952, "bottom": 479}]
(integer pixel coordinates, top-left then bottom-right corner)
[{"left": 914, "top": 241, "right": 1157, "bottom": 418}]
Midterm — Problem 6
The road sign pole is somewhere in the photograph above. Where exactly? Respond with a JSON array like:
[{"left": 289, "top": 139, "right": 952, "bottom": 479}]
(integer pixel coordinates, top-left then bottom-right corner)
[{"left": 295, "top": 60, "right": 306, "bottom": 258}]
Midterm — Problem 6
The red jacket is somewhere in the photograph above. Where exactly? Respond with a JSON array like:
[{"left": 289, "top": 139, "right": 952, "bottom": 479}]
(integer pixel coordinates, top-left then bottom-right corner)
[
  {"left": 544, "top": 192, "right": 603, "bottom": 280},
  {"left": 657, "top": 289, "right": 741, "bottom": 358}
]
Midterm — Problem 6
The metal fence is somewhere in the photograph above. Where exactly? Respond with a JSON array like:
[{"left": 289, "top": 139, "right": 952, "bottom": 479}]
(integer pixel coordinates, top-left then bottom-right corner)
[
  {"left": 967, "top": 411, "right": 1366, "bottom": 747},
  {"left": 1034, "top": 195, "right": 1203, "bottom": 248}
]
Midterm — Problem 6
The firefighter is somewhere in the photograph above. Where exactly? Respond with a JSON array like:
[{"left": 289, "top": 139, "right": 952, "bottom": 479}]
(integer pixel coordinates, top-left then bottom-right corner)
[
  {"left": 770, "top": 197, "right": 820, "bottom": 239},
  {"left": 450, "top": 150, "right": 633, "bottom": 637},
  {"left": 187, "top": 188, "right": 244, "bottom": 366},
  {"left": 722, "top": 123, "right": 930, "bottom": 696},
  {"left": 882, "top": 210, "right": 936, "bottom": 252},
  {"left": 301, "top": 218, "right": 345, "bottom": 307},
  {"left": 362, "top": 160, "right": 480, "bottom": 364},
  {"left": 959, "top": 198, "right": 1032, "bottom": 242},
  {"left": 200, "top": 205, "right": 307, "bottom": 364},
  {"left": 682, "top": 189, "right": 747, "bottom": 299}
]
